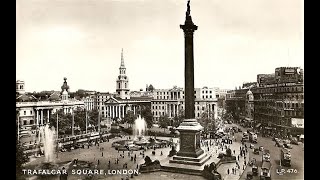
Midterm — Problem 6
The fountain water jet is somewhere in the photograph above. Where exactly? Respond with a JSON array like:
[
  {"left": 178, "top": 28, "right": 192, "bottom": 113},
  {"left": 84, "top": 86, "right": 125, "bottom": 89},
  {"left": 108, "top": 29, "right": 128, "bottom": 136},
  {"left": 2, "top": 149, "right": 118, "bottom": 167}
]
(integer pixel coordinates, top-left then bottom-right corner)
[
  {"left": 38, "top": 124, "right": 56, "bottom": 162},
  {"left": 133, "top": 115, "right": 147, "bottom": 138},
  {"left": 133, "top": 115, "right": 148, "bottom": 145}
]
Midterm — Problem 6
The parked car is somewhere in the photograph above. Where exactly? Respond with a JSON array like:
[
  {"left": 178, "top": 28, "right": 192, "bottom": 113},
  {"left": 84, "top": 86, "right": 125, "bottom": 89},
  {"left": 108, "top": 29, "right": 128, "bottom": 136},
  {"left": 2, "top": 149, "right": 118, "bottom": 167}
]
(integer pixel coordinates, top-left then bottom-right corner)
[
  {"left": 253, "top": 148, "right": 260, "bottom": 155},
  {"left": 283, "top": 143, "right": 293, "bottom": 149},
  {"left": 276, "top": 140, "right": 284, "bottom": 147},
  {"left": 259, "top": 146, "right": 264, "bottom": 151},
  {"left": 291, "top": 138, "right": 299, "bottom": 145}
]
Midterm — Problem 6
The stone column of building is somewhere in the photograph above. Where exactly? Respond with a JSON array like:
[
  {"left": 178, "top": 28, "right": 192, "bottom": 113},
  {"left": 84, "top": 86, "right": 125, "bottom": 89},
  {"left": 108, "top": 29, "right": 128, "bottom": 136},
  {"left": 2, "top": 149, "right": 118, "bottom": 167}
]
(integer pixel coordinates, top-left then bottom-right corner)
[
  {"left": 133, "top": 105, "right": 135, "bottom": 115},
  {"left": 41, "top": 109, "right": 43, "bottom": 125},
  {"left": 35, "top": 109, "right": 38, "bottom": 126},
  {"left": 47, "top": 109, "right": 50, "bottom": 124},
  {"left": 173, "top": 104, "right": 176, "bottom": 117},
  {"left": 104, "top": 106, "right": 106, "bottom": 118},
  {"left": 115, "top": 106, "right": 117, "bottom": 118},
  {"left": 122, "top": 105, "right": 125, "bottom": 118},
  {"left": 111, "top": 105, "right": 115, "bottom": 118}
]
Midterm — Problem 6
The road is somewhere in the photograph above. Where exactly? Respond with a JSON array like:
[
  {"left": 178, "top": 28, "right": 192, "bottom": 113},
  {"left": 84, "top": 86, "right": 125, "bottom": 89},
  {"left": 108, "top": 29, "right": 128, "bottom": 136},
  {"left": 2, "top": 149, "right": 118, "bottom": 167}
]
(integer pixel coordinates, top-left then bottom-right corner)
[{"left": 225, "top": 124, "right": 304, "bottom": 180}]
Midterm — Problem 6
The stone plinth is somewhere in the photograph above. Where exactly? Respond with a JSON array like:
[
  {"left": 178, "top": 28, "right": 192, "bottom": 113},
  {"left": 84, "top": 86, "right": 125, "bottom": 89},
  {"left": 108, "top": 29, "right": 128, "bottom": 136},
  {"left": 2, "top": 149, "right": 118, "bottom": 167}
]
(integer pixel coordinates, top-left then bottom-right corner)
[{"left": 168, "top": 119, "right": 209, "bottom": 167}]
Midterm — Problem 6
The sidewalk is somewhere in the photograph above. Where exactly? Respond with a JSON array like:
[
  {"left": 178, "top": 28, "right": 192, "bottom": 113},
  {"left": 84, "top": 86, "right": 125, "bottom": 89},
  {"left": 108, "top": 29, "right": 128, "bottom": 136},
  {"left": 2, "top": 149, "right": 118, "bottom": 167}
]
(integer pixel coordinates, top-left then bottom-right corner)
[{"left": 214, "top": 140, "right": 250, "bottom": 180}]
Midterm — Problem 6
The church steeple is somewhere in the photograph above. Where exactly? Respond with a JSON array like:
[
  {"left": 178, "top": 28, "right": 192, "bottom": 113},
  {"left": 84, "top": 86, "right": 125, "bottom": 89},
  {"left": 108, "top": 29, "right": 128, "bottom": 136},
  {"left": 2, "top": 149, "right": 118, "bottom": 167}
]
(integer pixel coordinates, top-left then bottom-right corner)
[
  {"left": 116, "top": 49, "right": 130, "bottom": 99},
  {"left": 120, "top": 48, "right": 125, "bottom": 68},
  {"left": 119, "top": 48, "right": 126, "bottom": 75}
]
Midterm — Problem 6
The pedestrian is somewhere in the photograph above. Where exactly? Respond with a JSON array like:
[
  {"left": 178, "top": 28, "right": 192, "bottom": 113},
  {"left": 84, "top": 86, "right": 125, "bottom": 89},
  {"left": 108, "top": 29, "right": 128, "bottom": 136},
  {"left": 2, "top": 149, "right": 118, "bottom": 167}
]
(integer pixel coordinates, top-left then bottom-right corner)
[
  {"left": 98, "top": 159, "right": 100, "bottom": 165},
  {"left": 237, "top": 155, "right": 240, "bottom": 161},
  {"left": 102, "top": 152, "right": 103, "bottom": 157},
  {"left": 234, "top": 167, "right": 237, "bottom": 174},
  {"left": 227, "top": 168, "right": 230, "bottom": 175},
  {"left": 232, "top": 167, "right": 234, "bottom": 174},
  {"left": 233, "top": 150, "right": 235, "bottom": 154}
]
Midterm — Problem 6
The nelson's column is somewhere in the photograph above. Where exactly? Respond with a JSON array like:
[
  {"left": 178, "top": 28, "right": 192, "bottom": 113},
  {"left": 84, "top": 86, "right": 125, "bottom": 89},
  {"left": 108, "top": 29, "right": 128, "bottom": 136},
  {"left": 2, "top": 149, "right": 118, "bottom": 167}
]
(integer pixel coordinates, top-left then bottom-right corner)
[{"left": 169, "top": 0, "right": 209, "bottom": 165}]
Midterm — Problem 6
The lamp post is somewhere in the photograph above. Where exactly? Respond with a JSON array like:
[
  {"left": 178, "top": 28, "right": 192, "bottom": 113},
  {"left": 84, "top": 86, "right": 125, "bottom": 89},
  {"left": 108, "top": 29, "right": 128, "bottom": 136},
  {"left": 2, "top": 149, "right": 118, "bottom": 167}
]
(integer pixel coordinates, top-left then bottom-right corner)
[
  {"left": 72, "top": 107, "right": 75, "bottom": 136},
  {"left": 17, "top": 110, "right": 20, "bottom": 142},
  {"left": 56, "top": 112, "right": 59, "bottom": 158},
  {"left": 85, "top": 108, "right": 88, "bottom": 134}
]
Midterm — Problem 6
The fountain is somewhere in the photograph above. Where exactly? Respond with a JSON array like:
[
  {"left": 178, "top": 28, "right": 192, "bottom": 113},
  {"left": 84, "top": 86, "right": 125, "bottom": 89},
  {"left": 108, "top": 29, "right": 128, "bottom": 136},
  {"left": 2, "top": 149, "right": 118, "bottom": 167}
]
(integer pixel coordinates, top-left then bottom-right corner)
[
  {"left": 133, "top": 115, "right": 148, "bottom": 145},
  {"left": 133, "top": 115, "right": 147, "bottom": 139},
  {"left": 38, "top": 124, "right": 56, "bottom": 162}
]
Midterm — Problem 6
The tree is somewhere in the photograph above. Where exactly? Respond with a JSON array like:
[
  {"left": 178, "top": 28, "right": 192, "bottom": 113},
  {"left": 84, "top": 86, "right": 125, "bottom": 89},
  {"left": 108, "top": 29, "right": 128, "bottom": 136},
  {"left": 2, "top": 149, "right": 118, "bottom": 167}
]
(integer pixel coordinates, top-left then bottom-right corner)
[
  {"left": 148, "top": 84, "right": 155, "bottom": 92},
  {"left": 141, "top": 106, "right": 153, "bottom": 128},
  {"left": 73, "top": 107, "right": 86, "bottom": 131},
  {"left": 49, "top": 109, "right": 72, "bottom": 135},
  {"left": 198, "top": 110, "right": 215, "bottom": 133},
  {"left": 173, "top": 109, "right": 184, "bottom": 127},
  {"left": 16, "top": 126, "right": 29, "bottom": 179},
  {"left": 124, "top": 110, "right": 136, "bottom": 128},
  {"left": 88, "top": 109, "right": 99, "bottom": 126},
  {"left": 158, "top": 115, "right": 170, "bottom": 132}
]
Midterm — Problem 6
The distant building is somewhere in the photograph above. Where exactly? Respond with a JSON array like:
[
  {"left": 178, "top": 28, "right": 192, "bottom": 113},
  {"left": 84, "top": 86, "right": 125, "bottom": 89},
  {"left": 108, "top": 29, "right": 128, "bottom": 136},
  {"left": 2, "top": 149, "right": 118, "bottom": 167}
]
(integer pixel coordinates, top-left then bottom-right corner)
[
  {"left": 16, "top": 78, "right": 85, "bottom": 130},
  {"left": 16, "top": 80, "right": 25, "bottom": 95},
  {"left": 151, "top": 86, "right": 218, "bottom": 122},
  {"left": 226, "top": 67, "right": 304, "bottom": 136}
]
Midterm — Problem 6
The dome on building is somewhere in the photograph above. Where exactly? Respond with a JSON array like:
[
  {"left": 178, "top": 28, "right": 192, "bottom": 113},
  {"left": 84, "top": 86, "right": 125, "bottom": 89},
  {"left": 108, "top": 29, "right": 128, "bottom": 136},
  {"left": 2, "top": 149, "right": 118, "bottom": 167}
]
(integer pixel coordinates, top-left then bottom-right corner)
[
  {"left": 246, "top": 90, "right": 253, "bottom": 95},
  {"left": 61, "top": 77, "right": 70, "bottom": 92},
  {"left": 246, "top": 89, "right": 254, "bottom": 101},
  {"left": 62, "top": 90, "right": 68, "bottom": 95}
]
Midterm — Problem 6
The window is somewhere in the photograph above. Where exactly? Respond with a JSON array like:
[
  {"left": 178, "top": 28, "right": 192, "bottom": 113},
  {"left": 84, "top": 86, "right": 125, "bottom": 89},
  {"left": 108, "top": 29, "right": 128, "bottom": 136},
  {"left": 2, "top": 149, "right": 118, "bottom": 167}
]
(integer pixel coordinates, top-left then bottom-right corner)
[
  {"left": 210, "top": 95, "right": 212, "bottom": 98},
  {"left": 202, "top": 107, "right": 204, "bottom": 110},
  {"left": 30, "top": 111, "right": 32, "bottom": 115},
  {"left": 206, "top": 95, "right": 208, "bottom": 98},
  {"left": 156, "top": 112, "right": 157, "bottom": 116},
  {"left": 197, "top": 113, "right": 200, "bottom": 117},
  {"left": 202, "top": 96, "right": 204, "bottom": 99},
  {"left": 125, "top": 83, "right": 127, "bottom": 88},
  {"left": 210, "top": 91, "right": 212, "bottom": 93},
  {"left": 197, "top": 106, "right": 199, "bottom": 110},
  {"left": 163, "top": 112, "right": 164, "bottom": 116},
  {"left": 162, "top": 106, "right": 164, "bottom": 110},
  {"left": 206, "top": 91, "right": 208, "bottom": 93},
  {"left": 23, "top": 120, "right": 27, "bottom": 125},
  {"left": 24, "top": 111, "right": 26, "bottom": 115},
  {"left": 156, "top": 106, "right": 157, "bottom": 109}
]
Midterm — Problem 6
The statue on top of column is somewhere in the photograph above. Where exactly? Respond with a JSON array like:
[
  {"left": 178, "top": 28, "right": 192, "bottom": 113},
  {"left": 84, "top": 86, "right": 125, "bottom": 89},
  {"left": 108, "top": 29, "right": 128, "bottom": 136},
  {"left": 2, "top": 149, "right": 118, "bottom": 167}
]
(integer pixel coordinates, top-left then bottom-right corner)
[{"left": 186, "top": 0, "right": 191, "bottom": 17}]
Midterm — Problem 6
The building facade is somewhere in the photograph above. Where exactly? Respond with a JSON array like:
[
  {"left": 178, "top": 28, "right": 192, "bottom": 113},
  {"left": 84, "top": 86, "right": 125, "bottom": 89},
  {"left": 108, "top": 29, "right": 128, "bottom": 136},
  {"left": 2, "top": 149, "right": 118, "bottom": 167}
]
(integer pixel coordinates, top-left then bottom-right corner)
[
  {"left": 225, "top": 67, "right": 304, "bottom": 137},
  {"left": 16, "top": 79, "right": 85, "bottom": 130},
  {"left": 151, "top": 86, "right": 218, "bottom": 122}
]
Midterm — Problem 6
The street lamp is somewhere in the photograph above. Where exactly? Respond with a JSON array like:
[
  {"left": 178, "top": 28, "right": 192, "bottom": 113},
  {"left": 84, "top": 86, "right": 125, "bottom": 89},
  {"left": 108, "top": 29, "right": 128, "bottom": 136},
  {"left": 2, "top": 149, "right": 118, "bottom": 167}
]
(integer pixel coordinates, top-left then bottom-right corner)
[
  {"left": 72, "top": 107, "right": 75, "bottom": 136},
  {"left": 56, "top": 112, "right": 59, "bottom": 158}
]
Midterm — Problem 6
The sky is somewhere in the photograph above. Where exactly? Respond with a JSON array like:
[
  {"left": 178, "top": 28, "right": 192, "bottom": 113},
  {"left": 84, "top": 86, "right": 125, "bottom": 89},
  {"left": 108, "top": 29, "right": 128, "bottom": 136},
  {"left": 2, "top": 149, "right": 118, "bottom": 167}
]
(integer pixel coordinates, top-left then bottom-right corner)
[{"left": 16, "top": 0, "right": 304, "bottom": 93}]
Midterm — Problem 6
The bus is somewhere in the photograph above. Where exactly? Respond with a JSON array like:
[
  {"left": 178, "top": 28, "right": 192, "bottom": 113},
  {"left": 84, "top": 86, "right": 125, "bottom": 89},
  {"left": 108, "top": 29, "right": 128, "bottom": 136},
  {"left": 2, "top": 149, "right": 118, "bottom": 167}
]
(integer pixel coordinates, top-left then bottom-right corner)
[
  {"left": 249, "top": 132, "right": 258, "bottom": 143},
  {"left": 262, "top": 149, "right": 270, "bottom": 162},
  {"left": 280, "top": 148, "right": 291, "bottom": 167},
  {"left": 260, "top": 161, "right": 271, "bottom": 180}
]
